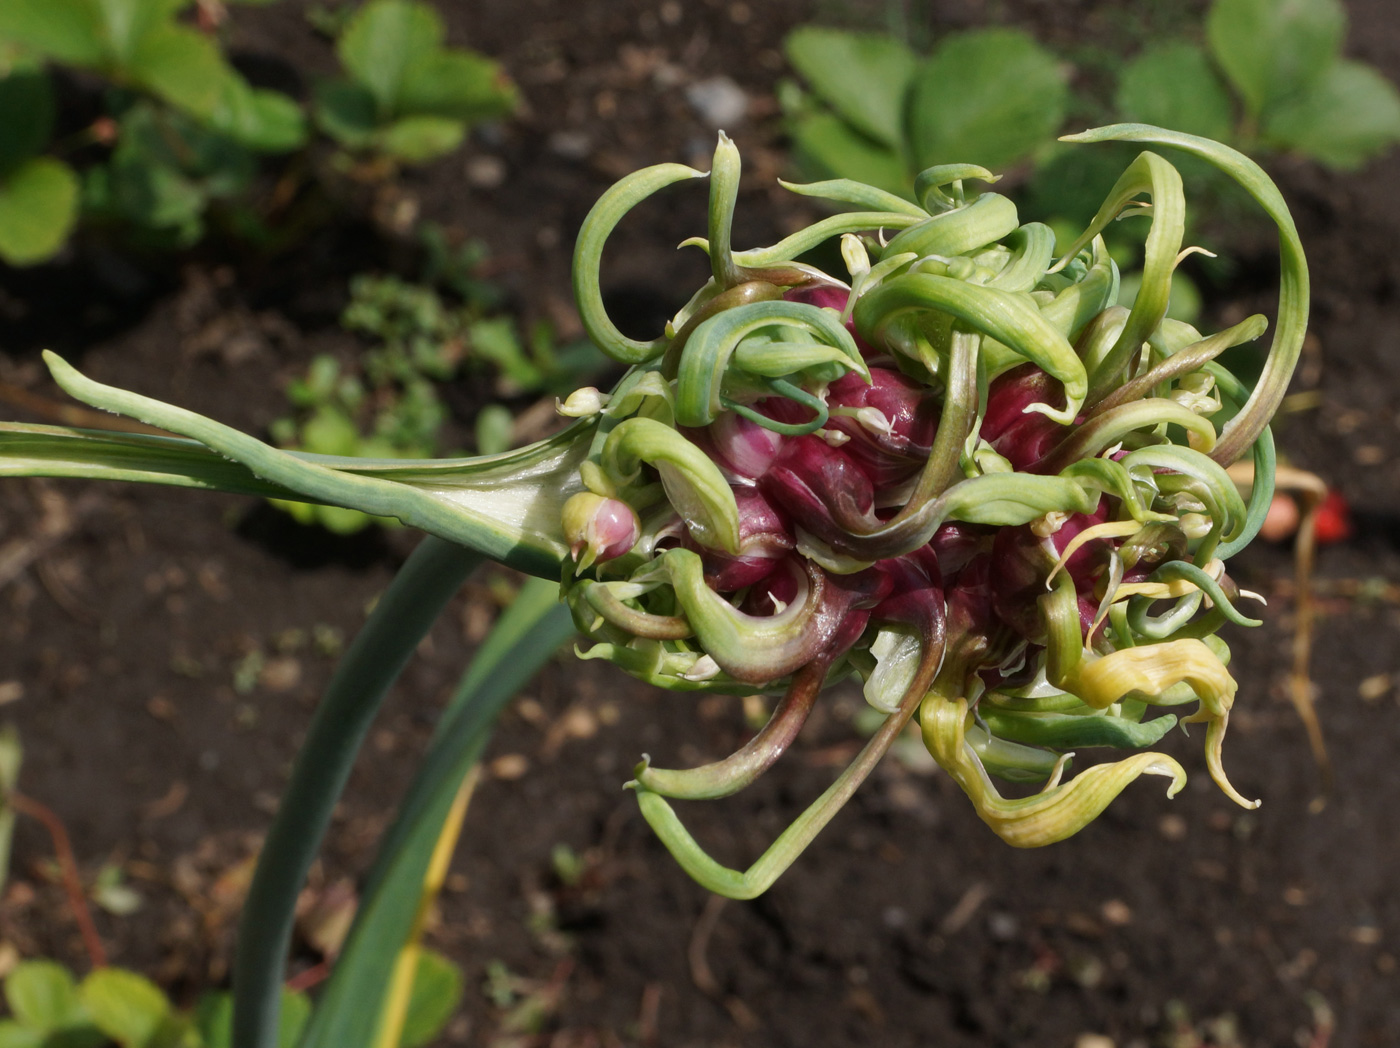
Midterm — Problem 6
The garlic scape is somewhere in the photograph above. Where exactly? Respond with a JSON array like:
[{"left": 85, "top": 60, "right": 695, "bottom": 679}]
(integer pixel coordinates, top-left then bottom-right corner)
[{"left": 0, "top": 123, "right": 1307, "bottom": 899}]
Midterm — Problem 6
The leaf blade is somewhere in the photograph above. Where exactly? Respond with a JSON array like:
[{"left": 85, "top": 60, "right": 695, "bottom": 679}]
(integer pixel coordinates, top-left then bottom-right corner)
[
  {"left": 1115, "top": 41, "right": 1235, "bottom": 142},
  {"left": 784, "top": 28, "right": 916, "bottom": 149},
  {"left": 298, "top": 578, "right": 575, "bottom": 1048},
  {"left": 338, "top": 0, "right": 444, "bottom": 117},
  {"left": 908, "top": 28, "right": 1067, "bottom": 171},
  {"left": 1263, "top": 59, "right": 1400, "bottom": 169},
  {"left": 0, "top": 156, "right": 79, "bottom": 266},
  {"left": 1206, "top": 0, "right": 1346, "bottom": 118}
]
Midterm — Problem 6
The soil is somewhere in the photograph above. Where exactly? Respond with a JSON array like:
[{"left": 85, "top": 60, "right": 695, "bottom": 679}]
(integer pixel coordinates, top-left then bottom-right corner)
[{"left": 2, "top": 1, "right": 1400, "bottom": 1046}]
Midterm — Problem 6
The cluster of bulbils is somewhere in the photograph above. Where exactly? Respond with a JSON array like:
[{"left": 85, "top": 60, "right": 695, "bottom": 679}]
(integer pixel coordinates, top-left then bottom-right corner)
[{"left": 557, "top": 128, "right": 1304, "bottom": 898}]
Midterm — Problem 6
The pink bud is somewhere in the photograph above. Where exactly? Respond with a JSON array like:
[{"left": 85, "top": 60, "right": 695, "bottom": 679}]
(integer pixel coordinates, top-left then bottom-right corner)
[
  {"left": 982, "top": 363, "right": 1067, "bottom": 471},
  {"left": 929, "top": 523, "right": 987, "bottom": 578},
  {"left": 561, "top": 492, "right": 640, "bottom": 564},
  {"left": 989, "top": 506, "right": 1110, "bottom": 640},
  {"left": 760, "top": 436, "right": 875, "bottom": 536},
  {"left": 870, "top": 546, "right": 943, "bottom": 636},
  {"left": 782, "top": 283, "right": 850, "bottom": 312},
  {"left": 826, "top": 367, "right": 939, "bottom": 487},
  {"left": 783, "top": 284, "right": 881, "bottom": 359},
  {"left": 703, "top": 489, "right": 795, "bottom": 591},
  {"left": 700, "top": 411, "right": 786, "bottom": 479}
]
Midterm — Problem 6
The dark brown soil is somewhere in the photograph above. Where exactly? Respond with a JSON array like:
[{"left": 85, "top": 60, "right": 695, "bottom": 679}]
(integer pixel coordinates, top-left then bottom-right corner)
[{"left": 3, "top": 1, "right": 1400, "bottom": 1046}]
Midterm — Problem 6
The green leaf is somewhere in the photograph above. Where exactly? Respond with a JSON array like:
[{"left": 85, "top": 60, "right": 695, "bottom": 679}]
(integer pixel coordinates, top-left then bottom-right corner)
[
  {"left": 1206, "top": 0, "right": 1345, "bottom": 119},
  {"left": 0, "top": 64, "right": 56, "bottom": 176},
  {"left": 788, "top": 111, "right": 911, "bottom": 198},
  {"left": 397, "top": 950, "right": 464, "bottom": 1048},
  {"left": 1115, "top": 41, "right": 1235, "bottom": 142},
  {"left": 193, "top": 989, "right": 309, "bottom": 1048},
  {"left": 313, "top": 79, "right": 379, "bottom": 148},
  {"left": 378, "top": 115, "right": 465, "bottom": 163},
  {"left": 98, "top": 151, "right": 205, "bottom": 242},
  {"left": 78, "top": 968, "right": 170, "bottom": 1048},
  {"left": 0, "top": 1021, "right": 42, "bottom": 1048},
  {"left": 29, "top": 353, "right": 589, "bottom": 575},
  {"left": 469, "top": 317, "right": 542, "bottom": 390},
  {"left": 93, "top": 0, "right": 192, "bottom": 66},
  {"left": 6, "top": 960, "right": 83, "bottom": 1033},
  {"left": 398, "top": 51, "right": 516, "bottom": 123},
  {"left": 129, "top": 23, "right": 230, "bottom": 119},
  {"left": 230, "top": 537, "right": 483, "bottom": 1048},
  {"left": 0, "top": 0, "right": 106, "bottom": 67},
  {"left": 210, "top": 77, "right": 308, "bottom": 153},
  {"left": 0, "top": 156, "right": 80, "bottom": 266},
  {"left": 0, "top": 725, "right": 20, "bottom": 897},
  {"left": 338, "top": 0, "right": 444, "bottom": 116},
  {"left": 299, "top": 579, "right": 575, "bottom": 1048},
  {"left": 908, "top": 28, "right": 1067, "bottom": 171},
  {"left": 300, "top": 405, "right": 363, "bottom": 457},
  {"left": 784, "top": 28, "right": 916, "bottom": 149},
  {"left": 1263, "top": 59, "right": 1400, "bottom": 169}
]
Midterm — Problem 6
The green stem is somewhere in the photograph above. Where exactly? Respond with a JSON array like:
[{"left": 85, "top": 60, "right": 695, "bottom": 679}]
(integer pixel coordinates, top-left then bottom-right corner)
[
  {"left": 232, "top": 536, "right": 481, "bottom": 1048},
  {"left": 631, "top": 637, "right": 939, "bottom": 899},
  {"left": 298, "top": 577, "right": 576, "bottom": 1048}
]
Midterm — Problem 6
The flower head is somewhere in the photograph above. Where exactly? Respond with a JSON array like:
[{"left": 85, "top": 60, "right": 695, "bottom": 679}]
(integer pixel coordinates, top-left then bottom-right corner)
[
  {"left": 20, "top": 126, "right": 1306, "bottom": 900},
  {"left": 558, "top": 126, "right": 1305, "bottom": 896}
]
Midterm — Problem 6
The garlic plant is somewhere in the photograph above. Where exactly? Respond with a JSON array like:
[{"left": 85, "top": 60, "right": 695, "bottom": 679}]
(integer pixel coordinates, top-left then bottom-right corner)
[{"left": 0, "top": 124, "right": 1306, "bottom": 905}]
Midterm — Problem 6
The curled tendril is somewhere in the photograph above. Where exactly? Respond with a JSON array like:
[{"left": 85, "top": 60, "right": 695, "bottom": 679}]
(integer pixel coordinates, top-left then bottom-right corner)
[
  {"left": 25, "top": 125, "right": 1306, "bottom": 900},
  {"left": 552, "top": 126, "right": 1300, "bottom": 896}
]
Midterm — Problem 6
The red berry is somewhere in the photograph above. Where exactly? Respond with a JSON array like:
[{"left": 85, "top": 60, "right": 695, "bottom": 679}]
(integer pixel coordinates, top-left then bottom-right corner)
[{"left": 1313, "top": 489, "right": 1352, "bottom": 545}]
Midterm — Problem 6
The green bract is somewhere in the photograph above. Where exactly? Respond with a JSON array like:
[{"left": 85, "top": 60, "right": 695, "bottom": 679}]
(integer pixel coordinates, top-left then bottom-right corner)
[{"left": 0, "top": 127, "right": 1305, "bottom": 915}]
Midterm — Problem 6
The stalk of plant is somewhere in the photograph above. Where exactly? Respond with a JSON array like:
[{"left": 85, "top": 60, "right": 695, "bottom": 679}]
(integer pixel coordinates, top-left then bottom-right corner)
[{"left": 0, "top": 124, "right": 1303, "bottom": 1034}]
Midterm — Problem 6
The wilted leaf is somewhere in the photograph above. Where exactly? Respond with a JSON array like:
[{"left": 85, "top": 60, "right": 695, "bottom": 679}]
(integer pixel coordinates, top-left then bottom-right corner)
[
  {"left": 788, "top": 111, "right": 911, "bottom": 198},
  {"left": 0, "top": 156, "right": 80, "bottom": 266},
  {"left": 784, "top": 28, "right": 916, "bottom": 148},
  {"left": 1116, "top": 41, "right": 1235, "bottom": 142},
  {"left": 338, "top": 0, "right": 444, "bottom": 116},
  {"left": 1206, "top": 0, "right": 1345, "bottom": 118},
  {"left": 908, "top": 28, "right": 1067, "bottom": 171},
  {"left": 397, "top": 950, "right": 464, "bottom": 1048},
  {"left": 1264, "top": 59, "right": 1400, "bottom": 169}
]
